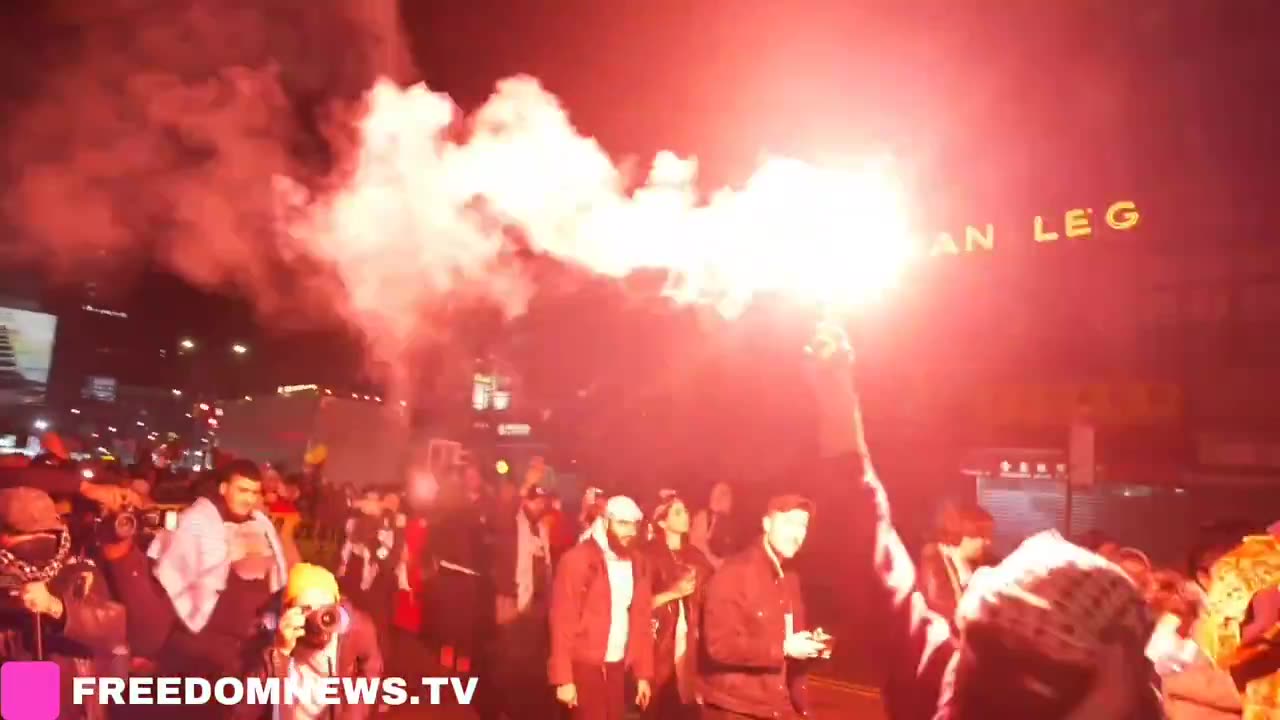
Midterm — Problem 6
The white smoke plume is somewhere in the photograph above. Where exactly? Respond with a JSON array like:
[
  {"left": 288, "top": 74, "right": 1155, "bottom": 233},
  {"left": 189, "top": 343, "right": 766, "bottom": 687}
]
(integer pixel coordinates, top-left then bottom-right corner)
[
  {"left": 5, "top": 0, "right": 916, "bottom": 394},
  {"left": 281, "top": 76, "right": 916, "bottom": 377}
]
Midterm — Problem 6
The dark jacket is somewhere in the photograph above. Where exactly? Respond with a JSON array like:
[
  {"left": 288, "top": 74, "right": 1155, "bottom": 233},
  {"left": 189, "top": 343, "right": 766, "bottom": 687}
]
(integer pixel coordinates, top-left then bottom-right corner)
[
  {"left": 699, "top": 540, "right": 810, "bottom": 719},
  {"left": 490, "top": 502, "right": 518, "bottom": 598},
  {"left": 432, "top": 500, "right": 490, "bottom": 576},
  {"left": 490, "top": 505, "right": 550, "bottom": 601},
  {"left": 548, "top": 536, "right": 655, "bottom": 686},
  {"left": 645, "top": 539, "right": 713, "bottom": 691},
  {"left": 232, "top": 601, "right": 383, "bottom": 720},
  {"left": 0, "top": 557, "right": 128, "bottom": 720},
  {"left": 1242, "top": 588, "right": 1280, "bottom": 646},
  {"left": 825, "top": 453, "right": 957, "bottom": 720},
  {"left": 918, "top": 543, "right": 962, "bottom": 624},
  {"left": 103, "top": 538, "right": 275, "bottom": 676},
  {"left": 100, "top": 542, "right": 177, "bottom": 659}
]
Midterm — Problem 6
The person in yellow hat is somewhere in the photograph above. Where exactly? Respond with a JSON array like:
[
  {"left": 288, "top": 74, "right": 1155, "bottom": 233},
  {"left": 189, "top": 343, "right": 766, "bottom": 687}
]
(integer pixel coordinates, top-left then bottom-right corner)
[{"left": 237, "top": 563, "right": 384, "bottom": 720}]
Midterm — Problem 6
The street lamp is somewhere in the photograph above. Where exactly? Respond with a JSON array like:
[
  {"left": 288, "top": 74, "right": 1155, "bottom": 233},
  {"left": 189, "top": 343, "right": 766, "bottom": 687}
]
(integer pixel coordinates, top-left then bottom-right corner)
[
  {"left": 231, "top": 343, "right": 249, "bottom": 355},
  {"left": 33, "top": 419, "right": 49, "bottom": 431},
  {"left": 171, "top": 389, "right": 183, "bottom": 397},
  {"left": 179, "top": 338, "right": 196, "bottom": 352}
]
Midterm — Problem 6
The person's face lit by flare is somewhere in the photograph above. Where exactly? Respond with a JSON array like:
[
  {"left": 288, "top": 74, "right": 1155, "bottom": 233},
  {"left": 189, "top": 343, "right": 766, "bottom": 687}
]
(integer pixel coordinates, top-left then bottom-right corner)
[
  {"left": 958, "top": 534, "right": 992, "bottom": 564},
  {"left": 660, "top": 500, "right": 691, "bottom": 536},
  {"left": 524, "top": 495, "right": 548, "bottom": 520},
  {"left": 763, "top": 509, "right": 810, "bottom": 560},
  {"left": 607, "top": 518, "right": 638, "bottom": 555},
  {"left": 220, "top": 475, "right": 262, "bottom": 519}
]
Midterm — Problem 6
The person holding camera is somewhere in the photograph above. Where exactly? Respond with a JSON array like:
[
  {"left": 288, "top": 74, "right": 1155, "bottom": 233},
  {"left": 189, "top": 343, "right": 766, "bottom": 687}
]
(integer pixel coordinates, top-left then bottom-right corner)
[
  {"left": 234, "top": 563, "right": 382, "bottom": 720},
  {"left": 0, "top": 487, "right": 128, "bottom": 720}
]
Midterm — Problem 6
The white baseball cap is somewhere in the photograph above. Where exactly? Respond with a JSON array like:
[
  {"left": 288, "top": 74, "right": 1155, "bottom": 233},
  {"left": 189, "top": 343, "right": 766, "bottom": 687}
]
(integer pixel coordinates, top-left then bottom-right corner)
[{"left": 605, "top": 495, "right": 643, "bottom": 522}]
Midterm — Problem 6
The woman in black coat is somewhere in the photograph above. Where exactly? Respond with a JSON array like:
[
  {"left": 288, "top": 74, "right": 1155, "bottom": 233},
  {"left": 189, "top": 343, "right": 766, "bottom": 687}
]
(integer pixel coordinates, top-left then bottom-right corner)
[{"left": 642, "top": 491, "right": 714, "bottom": 720}]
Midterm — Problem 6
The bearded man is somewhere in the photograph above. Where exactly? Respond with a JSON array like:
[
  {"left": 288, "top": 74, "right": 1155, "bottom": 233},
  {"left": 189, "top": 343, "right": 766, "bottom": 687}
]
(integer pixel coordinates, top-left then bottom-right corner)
[{"left": 549, "top": 495, "right": 655, "bottom": 720}]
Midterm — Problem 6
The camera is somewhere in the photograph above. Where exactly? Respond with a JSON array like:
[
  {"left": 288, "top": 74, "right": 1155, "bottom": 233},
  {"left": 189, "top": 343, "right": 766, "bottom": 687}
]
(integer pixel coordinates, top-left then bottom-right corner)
[
  {"left": 94, "top": 506, "right": 164, "bottom": 544},
  {"left": 99, "top": 510, "right": 138, "bottom": 542},
  {"left": 304, "top": 605, "right": 342, "bottom": 637}
]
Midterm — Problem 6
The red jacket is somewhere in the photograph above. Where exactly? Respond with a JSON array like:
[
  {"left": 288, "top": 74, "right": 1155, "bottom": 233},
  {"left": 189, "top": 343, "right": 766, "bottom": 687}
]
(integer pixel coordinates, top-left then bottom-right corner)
[
  {"left": 393, "top": 516, "right": 429, "bottom": 632},
  {"left": 549, "top": 537, "right": 655, "bottom": 686}
]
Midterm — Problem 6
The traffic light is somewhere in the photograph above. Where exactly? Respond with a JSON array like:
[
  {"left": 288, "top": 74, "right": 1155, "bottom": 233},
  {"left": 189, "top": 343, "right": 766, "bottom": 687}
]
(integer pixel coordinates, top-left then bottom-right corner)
[{"left": 495, "top": 459, "right": 510, "bottom": 475}]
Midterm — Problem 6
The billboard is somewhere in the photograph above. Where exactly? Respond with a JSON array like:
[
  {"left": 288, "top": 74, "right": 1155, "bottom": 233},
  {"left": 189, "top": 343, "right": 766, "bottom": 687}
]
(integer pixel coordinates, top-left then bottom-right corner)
[
  {"left": 82, "top": 376, "right": 118, "bottom": 403},
  {"left": 0, "top": 306, "right": 58, "bottom": 406}
]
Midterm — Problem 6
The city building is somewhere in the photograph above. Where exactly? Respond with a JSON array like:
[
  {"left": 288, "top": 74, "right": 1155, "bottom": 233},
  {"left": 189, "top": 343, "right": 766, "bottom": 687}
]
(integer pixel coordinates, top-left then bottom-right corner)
[{"left": 878, "top": 193, "right": 1280, "bottom": 562}]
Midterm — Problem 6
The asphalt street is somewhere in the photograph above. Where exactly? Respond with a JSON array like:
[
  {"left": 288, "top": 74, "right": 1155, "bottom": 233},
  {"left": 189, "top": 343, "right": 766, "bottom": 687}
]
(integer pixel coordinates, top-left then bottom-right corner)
[{"left": 383, "top": 675, "right": 887, "bottom": 719}]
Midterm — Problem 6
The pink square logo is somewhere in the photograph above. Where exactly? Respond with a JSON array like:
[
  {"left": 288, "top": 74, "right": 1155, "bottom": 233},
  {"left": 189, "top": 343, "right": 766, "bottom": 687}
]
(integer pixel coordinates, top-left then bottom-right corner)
[{"left": 1, "top": 662, "right": 60, "bottom": 720}]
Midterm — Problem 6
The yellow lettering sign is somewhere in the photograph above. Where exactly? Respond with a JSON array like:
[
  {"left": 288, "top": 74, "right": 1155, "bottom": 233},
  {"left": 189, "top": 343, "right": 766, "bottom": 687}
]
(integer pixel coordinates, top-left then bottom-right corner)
[
  {"left": 933, "top": 199, "right": 1139, "bottom": 256},
  {"left": 966, "top": 224, "right": 995, "bottom": 252},
  {"left": 1106, "top": 200, "right": 1139, "bottom": 230},
  {"left": 930, "top": 232, "right": 960, "bottom": 257},
  {"left": 1064, "top": 209, "right": 1092, "bottom": 238},
  {"left": 1033, "top": 215, "right": 1060, "bottom": 243}
]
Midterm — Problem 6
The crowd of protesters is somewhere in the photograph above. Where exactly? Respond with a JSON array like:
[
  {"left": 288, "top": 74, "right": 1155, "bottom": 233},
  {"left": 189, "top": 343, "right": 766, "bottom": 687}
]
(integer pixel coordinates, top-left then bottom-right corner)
[{"left": 6, "top": 325, "right": 1280, "bottom": 719}]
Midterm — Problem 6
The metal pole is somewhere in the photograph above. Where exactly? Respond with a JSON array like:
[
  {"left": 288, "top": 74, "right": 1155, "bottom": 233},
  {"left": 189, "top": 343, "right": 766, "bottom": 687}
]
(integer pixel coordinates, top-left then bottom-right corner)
[{"left": 34, "top": 610, "right": 44, "bottom": 660}]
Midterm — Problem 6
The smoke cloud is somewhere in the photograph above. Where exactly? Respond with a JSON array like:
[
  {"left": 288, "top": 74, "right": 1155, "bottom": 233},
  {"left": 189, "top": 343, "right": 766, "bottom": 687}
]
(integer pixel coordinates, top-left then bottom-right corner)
[
  {"left": 3, "top": 0, "right": 410, "bottom": 316},
  {"left": 5, "top": 0, "right": 916, "bottom": 394},
  {"left": 280, "top": 75, "right": 916, "bottom": 381}
]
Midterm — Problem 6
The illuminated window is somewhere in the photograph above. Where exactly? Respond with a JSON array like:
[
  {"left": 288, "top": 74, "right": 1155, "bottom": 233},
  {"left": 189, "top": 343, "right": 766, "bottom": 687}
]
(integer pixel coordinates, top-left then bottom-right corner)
[
  {"left": 472, "top": 377, "right": 492, "bottom": 411},
  {"left": 472, "top": 374, "right": 513, "bottom": 411}
]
